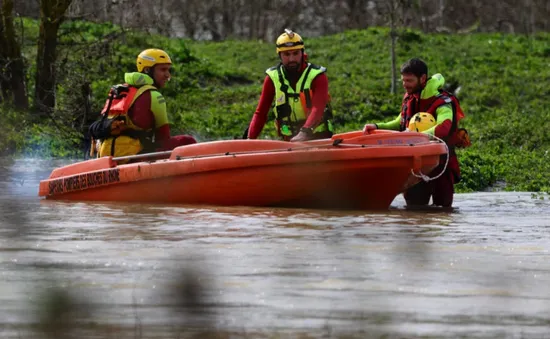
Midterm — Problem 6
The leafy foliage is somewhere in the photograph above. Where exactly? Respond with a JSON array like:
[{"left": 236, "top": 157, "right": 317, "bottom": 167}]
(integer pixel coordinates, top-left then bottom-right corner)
[
  {"left": 3, "top": 21, "right": 550, "bottom": 193},
  {"left": 0, "top": 107, "right": 29, "bottom": 156}
]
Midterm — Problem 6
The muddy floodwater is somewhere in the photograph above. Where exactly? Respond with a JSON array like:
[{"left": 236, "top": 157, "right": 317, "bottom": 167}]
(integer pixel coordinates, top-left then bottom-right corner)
[{"left": 1, "top": 157, "right": 549, "bottom": 338}]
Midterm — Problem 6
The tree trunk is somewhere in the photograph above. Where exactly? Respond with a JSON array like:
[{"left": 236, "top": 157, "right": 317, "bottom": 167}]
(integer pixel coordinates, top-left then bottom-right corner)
[
  {"left": 390, "top": 30, "right": 397, "bottom": 95},
  {"left": 34, "top": 0, "right": 73, "bottom": 117},
  {"left": 389, "top": 1, "right": 397, "bottom": 95},
  {"left": 0, "top": 12, "right": 9, "bottom": 104},
  {"left": 206, "top": 5, "right": 221, "bottom": 41},
  {"left": 79, "top": 81, "right": 91, "bottom": 131},
  {"left": 0, "top": 0, "right": 29, "bottom": 109},
  {"left": 438, "top": 0, "right": 445, "bottom": 29},
  {"left": 221, "top": 0, "right": 233, "bottom": 39},
  {"left": 178, "top": 0, "right": 197, "bottom": 39}
]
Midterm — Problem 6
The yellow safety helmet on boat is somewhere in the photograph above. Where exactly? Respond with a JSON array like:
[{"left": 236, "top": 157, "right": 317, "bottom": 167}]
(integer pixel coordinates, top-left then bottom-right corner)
[
  {"left": 136, "top": 49, "right": 172, "bottom": 72},
  {"left": 276, "top": 29, "right": 304, "bottom": 53},
  {"left": 407, "top": 112, "right": 436, "bottom": 132}
]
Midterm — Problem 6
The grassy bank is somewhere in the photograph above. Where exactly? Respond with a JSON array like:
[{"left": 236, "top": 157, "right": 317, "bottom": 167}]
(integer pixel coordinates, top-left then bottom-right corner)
[{"left": 2, "top": 20, "right": 549, "bottom": 193}]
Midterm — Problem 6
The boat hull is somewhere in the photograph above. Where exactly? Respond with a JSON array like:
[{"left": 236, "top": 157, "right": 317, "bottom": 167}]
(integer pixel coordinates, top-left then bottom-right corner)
[{"left": 39, "top": 130, "right": 447, "bottom": 210}]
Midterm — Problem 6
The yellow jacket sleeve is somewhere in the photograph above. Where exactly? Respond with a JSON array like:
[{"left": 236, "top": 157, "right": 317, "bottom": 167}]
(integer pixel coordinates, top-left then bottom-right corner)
[
  {"left": 422, "top": 104, "right": 453, "bottom": 136},
  {"left": 376, "top": 113, "right": 401, "bottom": 130},
  {"left": 150, "top": 91, "right": 169, "bottom": 128}
]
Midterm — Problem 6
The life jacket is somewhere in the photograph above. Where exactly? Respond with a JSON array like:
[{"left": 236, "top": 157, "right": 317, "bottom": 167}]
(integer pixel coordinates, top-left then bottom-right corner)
[
  {"left": 266, "top": 63, "right": 334, "bottom": 138},
  {"left": 101, "top": 83, "right": 155, "bottom": 122},
  {"left": 90, "top": 83, "right": 157, "bottom": 160},
  {"left": 400, "top": 90, "right": 470, "bottom": 148}
]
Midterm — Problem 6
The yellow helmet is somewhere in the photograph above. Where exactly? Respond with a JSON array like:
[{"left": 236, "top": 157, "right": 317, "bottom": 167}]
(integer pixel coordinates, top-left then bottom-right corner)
[
  {"left": 136, "top": 49, "right": 172, "bottom": 72},
  {"left": 407, "top": 112, "right": 436, "bottom": 132},
  {"left": 276, "top": 29, "right": 304, "bottom": 53}
]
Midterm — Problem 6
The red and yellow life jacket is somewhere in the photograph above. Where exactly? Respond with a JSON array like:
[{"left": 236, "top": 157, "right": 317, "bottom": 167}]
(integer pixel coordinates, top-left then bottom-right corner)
[
  {"left": 97, "top": 84, "right": 156, "bottom": 159},
  {"left": 101, "top": 84, "right": 155, "bottom": 120},
  {"left": 400, "top": 91, "right": 469, "bottom": 148}
]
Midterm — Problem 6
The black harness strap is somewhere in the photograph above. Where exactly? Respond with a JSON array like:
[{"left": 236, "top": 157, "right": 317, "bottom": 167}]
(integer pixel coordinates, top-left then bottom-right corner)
[
  {"left": 110, "top": 136, "right": 117, "bottom": 156},
  {"left": 299, "top": 66, "right": 313, "bottom": 109}
]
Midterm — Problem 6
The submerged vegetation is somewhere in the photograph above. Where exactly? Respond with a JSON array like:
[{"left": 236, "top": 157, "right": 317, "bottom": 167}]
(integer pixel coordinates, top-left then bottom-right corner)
[{"left": 1, "top": 19, "right": 549, "bottom": 193}]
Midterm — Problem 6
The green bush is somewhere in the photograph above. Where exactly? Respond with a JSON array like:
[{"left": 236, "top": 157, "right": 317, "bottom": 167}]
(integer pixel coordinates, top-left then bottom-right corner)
[
  {"left": 3, "top": 20, "right": 549, "bottom": 193},
  {"left": 0, "top": 107, "right": 29, "bottom": 156}
]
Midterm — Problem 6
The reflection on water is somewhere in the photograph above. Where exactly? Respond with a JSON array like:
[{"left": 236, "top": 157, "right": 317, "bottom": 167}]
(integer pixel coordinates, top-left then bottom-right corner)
[{"left": 1, "top": 157, "right": 550, "bottom": 338}]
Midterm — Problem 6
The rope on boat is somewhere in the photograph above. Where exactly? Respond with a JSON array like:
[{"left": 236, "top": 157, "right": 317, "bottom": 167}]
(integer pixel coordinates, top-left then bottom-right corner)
[{"left": 410, "top": 135, "right": 449, "bottom": 182}]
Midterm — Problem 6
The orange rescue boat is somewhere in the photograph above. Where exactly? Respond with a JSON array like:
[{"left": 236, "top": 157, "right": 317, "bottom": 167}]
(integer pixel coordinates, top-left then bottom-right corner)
[{"left": 38, "top": 130, "right": 447, "bottom": 210}]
